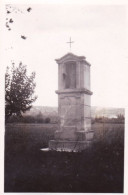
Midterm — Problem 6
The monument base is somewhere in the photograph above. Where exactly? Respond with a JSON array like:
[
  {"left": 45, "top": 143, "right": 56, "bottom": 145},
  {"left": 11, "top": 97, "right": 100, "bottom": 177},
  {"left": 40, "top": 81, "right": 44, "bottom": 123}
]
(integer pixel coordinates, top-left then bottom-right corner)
[{"left": 49, "top": 140, "right": 92, "bottom": 152}]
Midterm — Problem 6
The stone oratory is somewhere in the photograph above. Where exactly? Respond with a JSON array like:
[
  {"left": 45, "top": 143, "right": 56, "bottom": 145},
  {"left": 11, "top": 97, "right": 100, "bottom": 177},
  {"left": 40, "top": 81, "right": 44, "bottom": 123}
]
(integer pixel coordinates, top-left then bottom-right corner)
[{"left": 49, "top": 52, "right": 94, "bottom": 152}]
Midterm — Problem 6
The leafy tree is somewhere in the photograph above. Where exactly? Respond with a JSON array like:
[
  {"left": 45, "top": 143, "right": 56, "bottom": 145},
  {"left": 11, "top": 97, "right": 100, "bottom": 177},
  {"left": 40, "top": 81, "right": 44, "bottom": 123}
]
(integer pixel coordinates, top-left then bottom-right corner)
[
  {"left": 116, "top": 114, "right": 125, "bottom": 123},
  {"left": 5, "top": 62, "right": 37, "bottom": 120},
  {"left": 117, "top": 114, "right": 124, "bottom": 120}
]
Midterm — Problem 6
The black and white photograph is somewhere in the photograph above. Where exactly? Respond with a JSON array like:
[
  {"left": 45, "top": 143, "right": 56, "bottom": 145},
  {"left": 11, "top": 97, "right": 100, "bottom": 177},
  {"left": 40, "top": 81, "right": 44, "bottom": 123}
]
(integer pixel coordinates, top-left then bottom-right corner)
[{"left": 0, "top": 0, "right": 128, "bottom": 194}]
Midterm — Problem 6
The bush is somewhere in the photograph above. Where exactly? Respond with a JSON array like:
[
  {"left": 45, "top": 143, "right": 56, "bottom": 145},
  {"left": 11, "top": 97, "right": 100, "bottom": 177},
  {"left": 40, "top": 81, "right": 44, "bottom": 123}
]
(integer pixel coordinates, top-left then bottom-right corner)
[
  {"left": 94, "top": 116, "right": 124, "bottom": 124},
  {"left": 5, "top": 111, "right": 58, "bottom": 124},
  {"left": 5, "top": 114, "right": 45, "bottom": 124},
  {"left": 44, "top": 117, "right": 51, "bottom": 123}
]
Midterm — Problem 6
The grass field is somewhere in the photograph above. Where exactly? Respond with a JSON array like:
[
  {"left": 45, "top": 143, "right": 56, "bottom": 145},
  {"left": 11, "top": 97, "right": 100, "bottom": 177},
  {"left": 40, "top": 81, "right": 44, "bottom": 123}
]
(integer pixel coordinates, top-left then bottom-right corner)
[{"left": 5, "top": 123, "right": 124, "bottom": 192}]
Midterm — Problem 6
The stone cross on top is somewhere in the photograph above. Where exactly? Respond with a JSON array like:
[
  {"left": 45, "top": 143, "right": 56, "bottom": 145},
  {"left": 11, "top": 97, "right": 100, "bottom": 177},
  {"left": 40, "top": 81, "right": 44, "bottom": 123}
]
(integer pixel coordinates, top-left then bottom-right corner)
[{"left": 67, "top": 37, "right": 74, "bottom": 51}]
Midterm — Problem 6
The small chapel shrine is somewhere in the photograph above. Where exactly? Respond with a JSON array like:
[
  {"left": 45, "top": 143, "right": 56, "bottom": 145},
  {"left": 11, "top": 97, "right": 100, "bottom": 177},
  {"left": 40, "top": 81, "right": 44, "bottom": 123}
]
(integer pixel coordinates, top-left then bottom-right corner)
[{"left": 49, "top": 51, "right": 94, "bottom": 152}]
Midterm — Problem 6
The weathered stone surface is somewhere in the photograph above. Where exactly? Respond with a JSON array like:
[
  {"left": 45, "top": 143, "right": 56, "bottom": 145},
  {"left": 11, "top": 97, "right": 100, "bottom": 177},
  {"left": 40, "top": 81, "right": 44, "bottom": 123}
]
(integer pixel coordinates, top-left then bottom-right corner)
[
  {"left": 55, "top": 126, "right": 77, "bottom": 141},
  {"left": 85, "top": 130, "right": 94, "bottom": 141},
  {"left": 49, "top": 53, "right": 94, "bottom": 152}
]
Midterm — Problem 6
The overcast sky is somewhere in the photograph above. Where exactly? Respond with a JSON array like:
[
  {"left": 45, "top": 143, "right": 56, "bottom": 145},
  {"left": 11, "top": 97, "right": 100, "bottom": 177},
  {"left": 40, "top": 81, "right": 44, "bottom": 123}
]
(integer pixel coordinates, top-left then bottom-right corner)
[{"left": 4, "top": 2, "right": 128, "bottom": 108}]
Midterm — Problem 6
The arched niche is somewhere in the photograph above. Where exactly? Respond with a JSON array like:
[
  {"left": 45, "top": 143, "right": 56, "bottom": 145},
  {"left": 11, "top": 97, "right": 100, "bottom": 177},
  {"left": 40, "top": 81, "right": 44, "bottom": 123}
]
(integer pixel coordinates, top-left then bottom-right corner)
[{"left": 63, "top": 61, "right": 76, "bottom": 89}]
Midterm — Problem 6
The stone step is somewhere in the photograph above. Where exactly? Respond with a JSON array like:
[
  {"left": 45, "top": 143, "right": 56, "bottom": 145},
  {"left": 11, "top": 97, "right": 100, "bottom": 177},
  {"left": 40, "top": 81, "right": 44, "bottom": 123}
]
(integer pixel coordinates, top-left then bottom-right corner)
[{"left": 49, "top": 140, "right": 92, "bottom": 152}]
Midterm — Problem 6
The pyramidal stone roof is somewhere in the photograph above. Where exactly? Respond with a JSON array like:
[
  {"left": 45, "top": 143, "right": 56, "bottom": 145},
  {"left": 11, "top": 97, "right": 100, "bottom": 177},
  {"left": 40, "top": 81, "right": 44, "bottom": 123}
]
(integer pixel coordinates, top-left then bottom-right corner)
[{"left": 55, "top": 53, "right": 91, "bottom": 66}]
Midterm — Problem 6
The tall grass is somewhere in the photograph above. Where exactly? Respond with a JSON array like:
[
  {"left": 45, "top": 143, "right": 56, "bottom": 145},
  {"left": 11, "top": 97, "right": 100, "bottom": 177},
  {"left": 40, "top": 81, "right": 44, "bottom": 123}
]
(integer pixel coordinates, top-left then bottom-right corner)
[
  {"left": 5, "top": 123, "right": 124, "bottom": 148},
  {"left": 5, "top": 123, "right": 124, "bottom": 193}
]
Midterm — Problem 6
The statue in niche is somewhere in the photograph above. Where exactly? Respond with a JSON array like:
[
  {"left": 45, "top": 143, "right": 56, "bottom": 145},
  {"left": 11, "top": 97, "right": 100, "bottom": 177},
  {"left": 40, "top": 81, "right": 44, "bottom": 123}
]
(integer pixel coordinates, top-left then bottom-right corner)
[{"left": 63, "top": 62, "right": 76, "bottom": 89}]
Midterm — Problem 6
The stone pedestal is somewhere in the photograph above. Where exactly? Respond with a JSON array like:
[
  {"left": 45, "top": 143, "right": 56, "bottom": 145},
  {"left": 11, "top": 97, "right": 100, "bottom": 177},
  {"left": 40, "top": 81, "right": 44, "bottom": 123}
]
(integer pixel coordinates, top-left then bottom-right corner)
[{"left": 49, "top": 53, "right": 94, "bottom": 152}]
